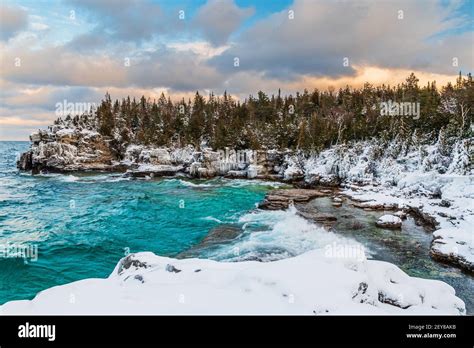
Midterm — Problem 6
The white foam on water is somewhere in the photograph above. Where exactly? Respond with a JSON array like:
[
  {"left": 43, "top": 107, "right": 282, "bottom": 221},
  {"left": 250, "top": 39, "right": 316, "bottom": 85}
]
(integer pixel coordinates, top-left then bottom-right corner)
[
  {"left": 34, "top": 173, "right": 79, "bottom": 182},
  {"left": 73, "top": 174, "right": 131, "bottom": 183},
  {"left": 206, "top": 206, "right": 367, "bottom": 262},
  {"left": 201, "top": 216, "right": 224, "bottom": 223},
  {"left": 177, "top": 179, "right": 213, "bottom": 187},
  {"left": 161, "top": 178, "right": 214, "bottom": 188},
  {"left": 61, "top": 175, "right": 79, "bottom": 182},
  {"left": 36, "top": 173, "right": 62, "bottom": 179}
]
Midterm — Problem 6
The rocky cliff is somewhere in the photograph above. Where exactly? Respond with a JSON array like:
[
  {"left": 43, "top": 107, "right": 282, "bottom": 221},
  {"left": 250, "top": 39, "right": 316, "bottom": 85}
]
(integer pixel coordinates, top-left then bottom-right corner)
[{"left": 17, "top": 123, "right": 291, "bottom": 180}]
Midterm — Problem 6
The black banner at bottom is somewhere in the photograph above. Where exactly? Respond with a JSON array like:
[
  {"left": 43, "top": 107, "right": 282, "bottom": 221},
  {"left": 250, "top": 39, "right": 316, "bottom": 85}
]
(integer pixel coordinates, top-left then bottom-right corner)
[{"left": 0, "top": 315, "right": 472, "bottom": 346}]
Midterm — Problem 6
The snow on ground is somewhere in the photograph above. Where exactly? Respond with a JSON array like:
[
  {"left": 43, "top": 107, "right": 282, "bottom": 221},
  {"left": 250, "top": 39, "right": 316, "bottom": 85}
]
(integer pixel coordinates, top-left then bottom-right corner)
[
  {"left": 299, "top": 138, "right": 473, "bottom": 272},
  {"left": 340, "top": 174, "right": 473, "bottom": 271},
  {"left": 0, "top": 250, "right": 465, "bottom": 315},
  {"left": 432, "top": 218, "right": 474, "bottom": 272}
]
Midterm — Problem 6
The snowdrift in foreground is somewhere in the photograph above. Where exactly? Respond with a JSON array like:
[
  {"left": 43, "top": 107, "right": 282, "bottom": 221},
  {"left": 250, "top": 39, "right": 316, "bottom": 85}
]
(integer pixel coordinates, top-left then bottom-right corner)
[{"left": 0, "top": 251, "right": 465, "bottom": 315}]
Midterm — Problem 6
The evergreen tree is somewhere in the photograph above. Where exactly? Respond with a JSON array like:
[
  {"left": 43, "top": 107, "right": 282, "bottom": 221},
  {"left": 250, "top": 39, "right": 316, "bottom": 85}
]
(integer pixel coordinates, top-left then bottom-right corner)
[{"left": 65, "top": 73, "right": 472, "bottom": 156}]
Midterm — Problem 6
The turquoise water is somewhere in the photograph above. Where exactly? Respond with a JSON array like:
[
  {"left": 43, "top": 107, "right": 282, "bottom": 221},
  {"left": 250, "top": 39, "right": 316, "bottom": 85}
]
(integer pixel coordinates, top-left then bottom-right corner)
[
  {"left": 0, "top": 141, "right": 287, "bottom": 304},
  {"left": 1, "top": 142, "right": 472, "bottom": 314}
]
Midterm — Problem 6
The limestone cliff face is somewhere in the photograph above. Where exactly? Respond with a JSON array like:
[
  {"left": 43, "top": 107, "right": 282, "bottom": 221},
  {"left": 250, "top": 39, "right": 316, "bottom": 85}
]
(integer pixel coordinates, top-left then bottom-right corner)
[
  {"left": 18, "top": 128, "right": 120, "bottom": 174},
  {"left": 17, "top": 125, "right": 294, "bottom": 180}
]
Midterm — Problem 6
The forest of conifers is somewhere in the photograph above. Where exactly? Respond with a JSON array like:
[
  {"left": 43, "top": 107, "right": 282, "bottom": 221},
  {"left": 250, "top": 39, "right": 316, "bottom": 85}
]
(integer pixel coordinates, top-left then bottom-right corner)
[{"left": 56, "top": 72, "right": 473, "bottom": 151}]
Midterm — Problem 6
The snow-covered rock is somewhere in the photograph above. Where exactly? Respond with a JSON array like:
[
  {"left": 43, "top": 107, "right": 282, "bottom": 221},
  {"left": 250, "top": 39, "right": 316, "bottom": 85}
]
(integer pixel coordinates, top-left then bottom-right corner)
[
  {"left": 247, "top": 164, "right": 264, "bottom": 179},
  {"left": 431, "top": 226, "right": 474, "bottom": 272},
  {"left": 259, "top": 189, "right": 328, "bottom": 210},
  {"left": 225, "top": 170, "right": 247, "bottom": 178},
  {"left": 123, "top": 145, "right": 173, "bottom": 165},
  {"left": 170, "top": 145, "right": 195, "bottom": 165},
  {"left": 18, "top": 120, "right": 118, "bottom": 173},
  {"left": 0, "top": 251, "right": 465, "bottom": 315},
  {"left": 296, "top": 138, "right": 472, "bottom": 271},
  {"left": 342, "top": 174, "right": 474, "bottom": 272},
  {"left": 126, "top": 164, "right": 184, "bottom": 178},
  {"left": 283, "top": 155, "right": 304, "bottom": 181},
  {"left": 376, "top": 215, "right": 402, "bottom": 229},
  {"left": 302, "top": 138, "right": 472, "bottom": 187}
]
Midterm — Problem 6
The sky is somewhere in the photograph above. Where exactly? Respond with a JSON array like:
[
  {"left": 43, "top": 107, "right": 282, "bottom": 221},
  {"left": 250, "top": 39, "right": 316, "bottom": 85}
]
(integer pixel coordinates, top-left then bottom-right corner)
[{"left": 0, "top": 0, "right": 473, "bottom": 140}]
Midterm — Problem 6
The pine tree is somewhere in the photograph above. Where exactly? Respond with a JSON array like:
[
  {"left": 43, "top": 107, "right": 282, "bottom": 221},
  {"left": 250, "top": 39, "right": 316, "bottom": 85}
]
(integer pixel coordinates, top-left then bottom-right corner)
[
  {"left": 69, "top": 73, "right": 471, "bottom": 156},
  {"left": 98, "top": 93, "right": 114, "bottom": 137}
]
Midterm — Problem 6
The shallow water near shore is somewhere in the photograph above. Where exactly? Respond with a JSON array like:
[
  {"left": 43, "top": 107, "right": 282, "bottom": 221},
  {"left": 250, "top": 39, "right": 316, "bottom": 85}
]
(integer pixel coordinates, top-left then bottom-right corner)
[
  {"left": 0, "top": 141, "right": 472, "bottom": 314},
  {"left": 303, "top": 197, "right": 474, "bottom": 313}
]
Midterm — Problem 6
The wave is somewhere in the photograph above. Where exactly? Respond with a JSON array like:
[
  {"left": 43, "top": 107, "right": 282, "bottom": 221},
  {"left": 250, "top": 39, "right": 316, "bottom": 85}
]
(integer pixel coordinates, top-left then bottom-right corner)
[
  {"left": 175, "top": 179, "right": 214, "bottom": 188},
  {"left": 62, "top": 175, "right": 79, "bottom": 182},
  {"left": 34, "top": 173, "right": 130, "bottom": 183},
  {"left": 203, "top": 206, "right": 368, "bottom": 262},
  {"left": 201, "top": 216, "right": 224, "bottom": 223}
]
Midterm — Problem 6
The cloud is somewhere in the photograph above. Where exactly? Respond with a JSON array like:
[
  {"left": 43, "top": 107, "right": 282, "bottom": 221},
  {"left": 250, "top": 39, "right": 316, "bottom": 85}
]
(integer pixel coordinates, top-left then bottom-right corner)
[
  {"left": 67, "top": 0, "right": 167, "bottom": 43},
  {"left": 67, "top": 0, "right": 254, "bottom": 46},
  {"left": 1, "top": 0, "right": 472, "bottom": 140},
  {"left": 1, "top": 41, "right": 225, "bottom": 91},
  {"left": 193, "top": 0, "right": 254, "bottom": 46},
  {"left": 65, "top": 33, "right": 109, "bottom": 52},
  {"left": 0, "top": 5, "right": 28, "bottom": 41},
  {"left": 210, "top": 0, "right": 472, "bottom": 78},
  {"left": 1, "top": 45, "right": 128, "bottom": 87},
  {"left": 127, "top": 47, "right": 224, "bottom": 91},
  {"left": 0, "top": 116, "right": 51, "bottom": 127},
  {"left": 2, "top": 84, "right": 103, "bottom": 111}
]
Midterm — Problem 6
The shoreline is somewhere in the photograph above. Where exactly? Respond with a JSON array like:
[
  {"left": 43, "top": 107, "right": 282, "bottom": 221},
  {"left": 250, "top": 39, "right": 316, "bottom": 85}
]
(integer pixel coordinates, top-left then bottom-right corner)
[
  {"left": 17, "top": 164, "right": 474, "bottom": 273},
  {"left": 1, "top": 168, "right": 471, "bottom": 314},
  {"left": 7, "top": 125, "right": 472, "bottom": 314}
]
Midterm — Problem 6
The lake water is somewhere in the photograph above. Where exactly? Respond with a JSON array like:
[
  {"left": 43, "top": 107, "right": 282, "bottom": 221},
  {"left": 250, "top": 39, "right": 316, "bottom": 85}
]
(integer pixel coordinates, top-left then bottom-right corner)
[{"left": 0, "top": 141, "right": 472, "bottom": 313}]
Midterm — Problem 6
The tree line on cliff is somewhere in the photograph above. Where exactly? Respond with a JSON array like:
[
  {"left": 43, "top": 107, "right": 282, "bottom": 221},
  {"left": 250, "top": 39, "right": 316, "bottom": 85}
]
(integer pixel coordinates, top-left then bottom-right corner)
[{"left": 55, "top": 72, "right": 473, "bottom": 152}]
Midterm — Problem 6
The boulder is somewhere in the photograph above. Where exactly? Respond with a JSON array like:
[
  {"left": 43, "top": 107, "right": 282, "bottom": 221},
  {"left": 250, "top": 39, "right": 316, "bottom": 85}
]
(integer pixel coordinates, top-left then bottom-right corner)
[
  {"left": 247, "top": 164, "right": 264, "bottom": 179},
  {"left": 29, "top": 131, "right": 43, "bottom": 144},
  {"left": 197, "top": 167, "right": 216, "bottom": 178},
  {"left": 17, "top": 150, "right": 33, "bottom": 171},
  {"left": 376, "top": 215, "right": 402, "bottom": 229},
  {"left": 225, "top": 170, "right": 247, "bottom": 178},
  {"left": 177, "top": 225, "right": 242, "bottom": 258},
  {"left": 258, "top": 189, "right": 330, "bottom": 210},
  {"left": 430, "top": 228, "right": 473, "bottom": 273},
  {"left": 127, "top": 164, "right": 184, "bottom": 178},
  {"left": 297, "top": 210, "right": 338, "bottom": 223},
  {"left": 142, "top": 148, "right": 172, "bottom": 165}
]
